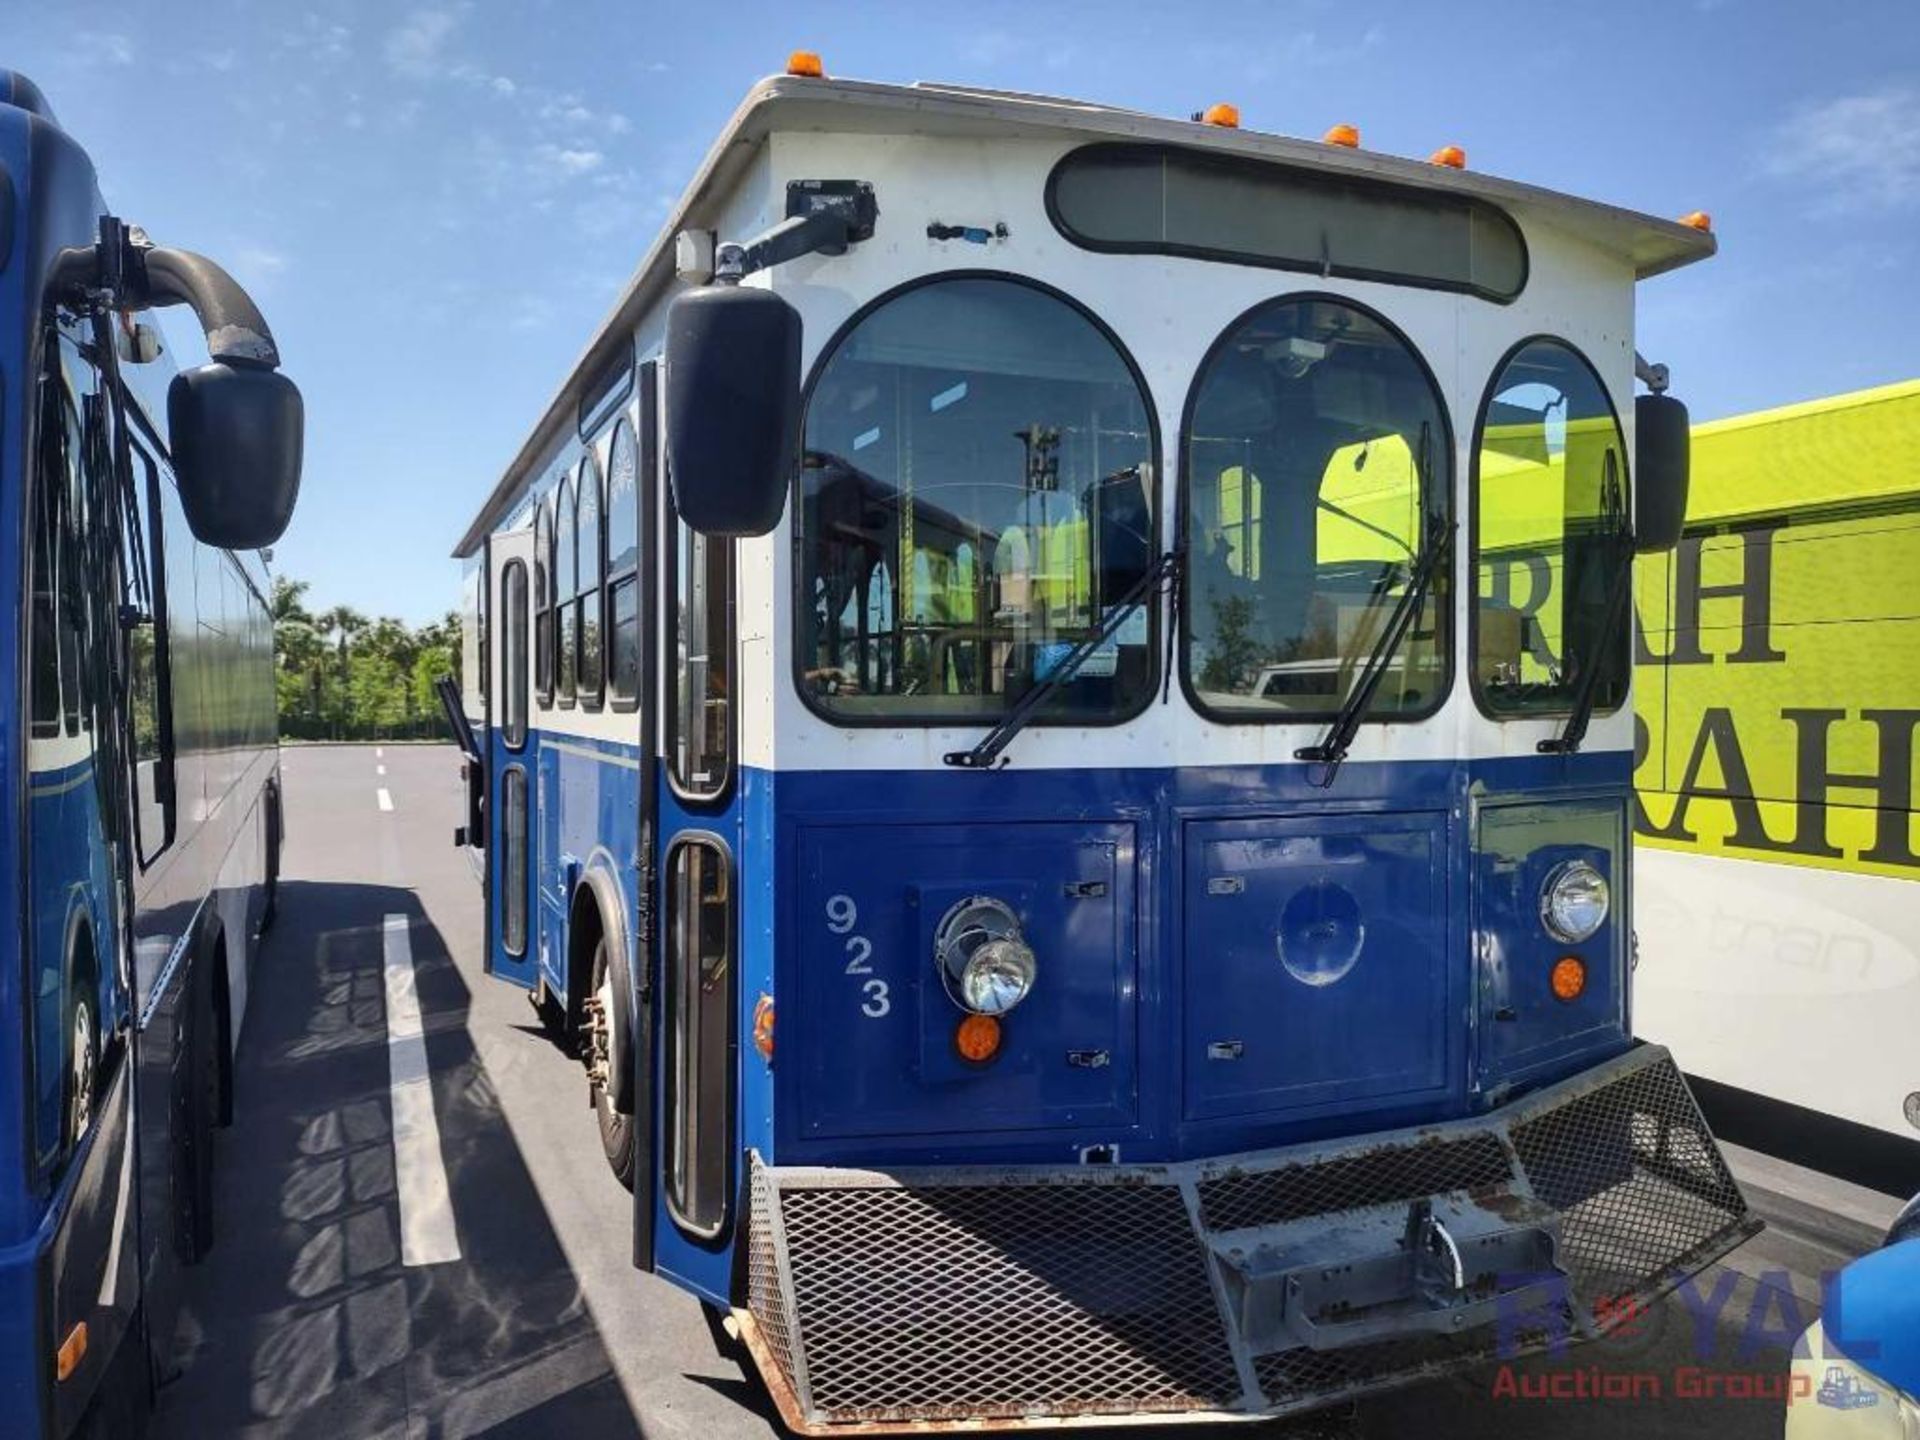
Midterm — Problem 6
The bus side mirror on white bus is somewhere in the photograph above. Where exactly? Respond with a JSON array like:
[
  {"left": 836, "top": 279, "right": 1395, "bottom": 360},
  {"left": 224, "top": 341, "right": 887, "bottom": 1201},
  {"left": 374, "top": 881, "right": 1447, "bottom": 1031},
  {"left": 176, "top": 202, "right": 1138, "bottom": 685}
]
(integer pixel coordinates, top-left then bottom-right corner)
[
  {"left": 663, "top": 282, "right": 802, "bottom": 537},
  {"left": 168, "top": 362, "right": 305, "bottom": 550},
  {"left": 1633, "top": 392, "right": 1690, "bottom": 554}
]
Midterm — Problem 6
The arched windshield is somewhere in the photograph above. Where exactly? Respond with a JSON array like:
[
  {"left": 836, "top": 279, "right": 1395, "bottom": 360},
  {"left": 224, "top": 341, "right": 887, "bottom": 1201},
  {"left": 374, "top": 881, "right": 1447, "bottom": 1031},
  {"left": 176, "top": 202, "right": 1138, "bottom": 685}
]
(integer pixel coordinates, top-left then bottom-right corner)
[
  {"left": 1182, "top": 296, "right": 1451, "bottom": 718},
  {"left": 1472, "top": 339, "right": 1629, "bottom": 714},
  {"left": 798, "top": 276, "right": 1157, "bottom": 722}
]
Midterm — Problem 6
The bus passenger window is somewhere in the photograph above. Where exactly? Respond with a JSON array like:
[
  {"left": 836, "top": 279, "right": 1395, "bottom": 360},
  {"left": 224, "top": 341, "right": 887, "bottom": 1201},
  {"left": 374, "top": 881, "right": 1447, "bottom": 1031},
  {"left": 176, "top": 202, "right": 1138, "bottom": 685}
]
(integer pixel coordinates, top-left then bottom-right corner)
[
  {"left": 669, "top": 516, "right": 731, "bottom": 798},
  {"left": 665, "top": 837, "right": 733, "bottom": 1236},
  {"left": 126, "top": 443, "right": 177, "bottom": 863},
  {"left": 534, "top": 496, "right": 554, "bottom": 706},
  {"left": 1472, "top": 340, "right": 1629, "bottom": 715},
  {"left": 606, "top": 420, "right": 641, "bottom": 703},
  {"left": 577, "top": 453, "right": 605, "bottom": 706},
  {"left": 501, "top": 559, "right": 528, "bottom": 748},
  {"left": 556, "top": 471, "right": 579, "bottom": 706}
]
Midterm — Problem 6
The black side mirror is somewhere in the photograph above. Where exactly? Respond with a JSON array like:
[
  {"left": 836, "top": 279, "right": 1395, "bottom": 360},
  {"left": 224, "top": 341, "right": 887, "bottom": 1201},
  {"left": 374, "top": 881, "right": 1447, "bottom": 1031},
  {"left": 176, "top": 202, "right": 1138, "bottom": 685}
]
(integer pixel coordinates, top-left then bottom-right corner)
[
  {"left": 168, "top": 362, "right": 304, "bottom": 550},
  {"left": 663, "top": 283, "right": 801, "bottom": 537},
  {"left": 1633, "top": 392, "right": 1690, "bottom": 554}
]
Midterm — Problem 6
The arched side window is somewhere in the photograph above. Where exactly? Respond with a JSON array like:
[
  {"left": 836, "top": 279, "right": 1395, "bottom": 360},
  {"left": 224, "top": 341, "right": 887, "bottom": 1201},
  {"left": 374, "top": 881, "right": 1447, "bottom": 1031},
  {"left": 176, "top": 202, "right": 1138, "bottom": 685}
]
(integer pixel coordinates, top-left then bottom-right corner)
[
  {"left": 577, "top": 451, "right": 605, "bottom": 707},
  {"left": 1181, "top": 294, "right": 1451, "bottom": 721},
  {"left": 555, "top": 469, "right": 579, "bottom": 706},
  {"left": 533, "top": 495, "right": 554, "bottom": 706},
  {"left": 796, "top": 273, "right": 1158, "bottom": 725},
  {"left": 1471, "top": 338, "right": 1629, "bottom": 717},
  {"left": 606, "top": 419, "right": 642, "bottom": 705}
]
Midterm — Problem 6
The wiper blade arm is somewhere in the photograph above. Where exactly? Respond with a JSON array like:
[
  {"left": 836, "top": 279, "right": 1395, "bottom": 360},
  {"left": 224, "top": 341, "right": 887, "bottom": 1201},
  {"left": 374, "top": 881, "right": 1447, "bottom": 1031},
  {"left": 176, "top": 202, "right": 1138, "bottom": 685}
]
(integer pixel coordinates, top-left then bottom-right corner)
[
  {"left": 1295, "top": 513, "right": 1452, "bottom": 787},
  {"left": 1541, "top": 452, "right": 1632, "bottom": 756},
  {"left": 945, "top": 549, "right": 1180, "bottom": 770},
  {"left": 1539, "top": 548, "right": 1633, "bottom": 755}
]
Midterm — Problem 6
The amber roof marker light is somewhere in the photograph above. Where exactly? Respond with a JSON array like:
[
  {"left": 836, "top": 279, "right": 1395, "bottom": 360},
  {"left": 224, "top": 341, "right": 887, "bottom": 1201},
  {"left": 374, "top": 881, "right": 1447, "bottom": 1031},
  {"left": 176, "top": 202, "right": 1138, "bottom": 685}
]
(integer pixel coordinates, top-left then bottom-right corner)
[
  {"left": 1323, "top": 122, "right": 1361, "bottom": 147},
  {"left": 786, "top": 50, "right": 825, "bottom": 78},
  {"left": 1196, "top": 102, "right": 1241, "bottom": 129},
  {"left": 1679, "top": 210, "right": 1713, "bottom": 232},
  {"left": 1429, "top": 145, "right": 1467, "bottom": 169}
]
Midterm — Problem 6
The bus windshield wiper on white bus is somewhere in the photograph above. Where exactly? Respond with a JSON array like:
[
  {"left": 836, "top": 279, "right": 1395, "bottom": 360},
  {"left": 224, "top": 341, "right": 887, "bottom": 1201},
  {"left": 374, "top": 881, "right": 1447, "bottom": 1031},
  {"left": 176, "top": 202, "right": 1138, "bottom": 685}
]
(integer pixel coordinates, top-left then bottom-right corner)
[
  {"left": 944, "top": 548, "right": 1181, "bottom": 770},
  {"left": 1540, "top": 451, "right": 1632, "bottom": 756},
  {"left": 1294, "top": 510, "right": 1453, "bottom": 789}
]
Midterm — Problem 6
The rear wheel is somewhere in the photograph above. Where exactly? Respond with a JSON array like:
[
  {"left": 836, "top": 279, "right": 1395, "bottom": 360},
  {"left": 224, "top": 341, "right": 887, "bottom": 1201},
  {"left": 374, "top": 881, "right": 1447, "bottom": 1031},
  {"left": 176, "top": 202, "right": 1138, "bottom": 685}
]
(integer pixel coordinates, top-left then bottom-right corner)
[
  {"left": 587, "top": 936, "right": 635, "bottom": 1190},
  {"left": 63, "top": 985, "right": 97, "bottom": 1150}
]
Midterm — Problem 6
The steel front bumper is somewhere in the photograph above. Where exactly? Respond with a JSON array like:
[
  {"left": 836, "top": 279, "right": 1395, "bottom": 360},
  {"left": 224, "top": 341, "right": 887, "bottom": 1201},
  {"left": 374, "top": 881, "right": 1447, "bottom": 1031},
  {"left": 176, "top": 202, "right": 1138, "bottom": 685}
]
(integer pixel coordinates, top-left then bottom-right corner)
[{"left": 738, "top": 1044, "right": 1760, "bottom": 1432}]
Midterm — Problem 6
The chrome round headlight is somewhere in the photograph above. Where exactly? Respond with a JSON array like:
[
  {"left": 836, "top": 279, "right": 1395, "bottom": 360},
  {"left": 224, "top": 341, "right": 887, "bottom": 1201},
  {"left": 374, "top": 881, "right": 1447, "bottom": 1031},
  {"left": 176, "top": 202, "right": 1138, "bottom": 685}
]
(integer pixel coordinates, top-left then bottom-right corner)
[
  {"left": 935, "top": 896, "right": 1037, "bottom": 1016},
  {"left": 1542, "top": 861, "right": 1610, "bottom": 944}
]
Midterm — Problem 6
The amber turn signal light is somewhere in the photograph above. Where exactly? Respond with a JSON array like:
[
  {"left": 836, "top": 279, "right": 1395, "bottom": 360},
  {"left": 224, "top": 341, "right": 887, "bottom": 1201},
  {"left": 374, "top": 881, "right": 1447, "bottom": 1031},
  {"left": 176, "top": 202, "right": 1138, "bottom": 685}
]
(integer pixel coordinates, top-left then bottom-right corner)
[
  {"left": 56, "top": 1322, "right": 86, "bottom": 1382},
  {"left": 1550, "top": 956, "right": 1587, "bottom": 1002},
  {"left": 752, "top": 994, "right": 775, "bottom": 1061},
  {"left": 786, "top": 50, "right": 825, "bottom": 78},
  {"left": 1323, "top": 122, "right": 1360, "bottom": 147},
  {"left": 955, "top": 1013, "right": 1002, "bottom": 1063}
]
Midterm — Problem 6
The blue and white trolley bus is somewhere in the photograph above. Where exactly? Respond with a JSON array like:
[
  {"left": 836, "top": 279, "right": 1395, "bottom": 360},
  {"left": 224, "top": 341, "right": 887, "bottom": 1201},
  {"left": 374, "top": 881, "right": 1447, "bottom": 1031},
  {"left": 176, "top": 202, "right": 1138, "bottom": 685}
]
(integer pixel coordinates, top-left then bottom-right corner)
[
  {"left": 0, "top": 71, "right": 303, "bottom": 1439},
  {"left": 452, "top": 61, "right": 1757, "bottom": 1430}
]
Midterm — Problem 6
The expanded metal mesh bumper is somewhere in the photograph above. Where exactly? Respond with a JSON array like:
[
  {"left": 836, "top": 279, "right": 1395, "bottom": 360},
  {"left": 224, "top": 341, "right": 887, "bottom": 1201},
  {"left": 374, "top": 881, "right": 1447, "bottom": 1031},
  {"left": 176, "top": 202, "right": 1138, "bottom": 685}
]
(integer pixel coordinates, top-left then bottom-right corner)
[{"left": 740, "top": 1045, "right": 1759, "bottom": 1432}]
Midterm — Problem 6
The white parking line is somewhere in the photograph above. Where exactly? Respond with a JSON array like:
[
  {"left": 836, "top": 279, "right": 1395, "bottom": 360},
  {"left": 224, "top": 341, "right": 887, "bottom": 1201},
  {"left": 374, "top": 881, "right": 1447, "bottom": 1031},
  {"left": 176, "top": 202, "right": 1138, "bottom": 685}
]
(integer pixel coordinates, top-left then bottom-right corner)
[
  {"left": 382, "top": 914, "right": 461, "bottom": 1266},
  {"left": 377, "top": 764, "right": 387, "bottom": 776},
  {"left": 376, "top": 746, "right": 384, "bottom": 759},
  {"left": 377, "top": 787, "right": 394, "bottom": 812}
]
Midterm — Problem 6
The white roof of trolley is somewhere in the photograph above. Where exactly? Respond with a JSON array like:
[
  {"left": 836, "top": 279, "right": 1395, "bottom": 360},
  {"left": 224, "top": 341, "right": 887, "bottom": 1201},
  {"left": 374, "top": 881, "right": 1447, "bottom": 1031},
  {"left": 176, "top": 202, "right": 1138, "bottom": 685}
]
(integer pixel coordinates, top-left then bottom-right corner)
[{"left": 453, "top": 72, "right": 1716, "bottom": 557}]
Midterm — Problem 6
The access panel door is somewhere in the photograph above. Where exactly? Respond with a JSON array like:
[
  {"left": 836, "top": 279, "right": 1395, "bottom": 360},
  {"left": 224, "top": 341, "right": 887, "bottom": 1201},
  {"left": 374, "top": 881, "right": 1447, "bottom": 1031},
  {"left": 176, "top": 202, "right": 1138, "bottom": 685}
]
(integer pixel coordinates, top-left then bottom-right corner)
[
  {"left": 486, "top": 528, "right": 538, "bottom": 986},
  {"left": 1182, "top": 810, "right": 1457, "bottom": 1125}
]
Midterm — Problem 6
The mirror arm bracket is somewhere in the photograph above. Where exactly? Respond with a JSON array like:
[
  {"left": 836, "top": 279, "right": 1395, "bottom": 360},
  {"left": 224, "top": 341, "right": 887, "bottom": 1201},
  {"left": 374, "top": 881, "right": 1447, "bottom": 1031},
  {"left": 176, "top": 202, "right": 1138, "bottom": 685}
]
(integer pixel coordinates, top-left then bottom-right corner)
[
  {"left": 1634, "top": 351, "right": 1670, "bottom": 395},
  {"left": 53, "top": 216, "right": 283, "bottom": 369},
  {"left": 714, "top": 179, "right": 877, "bottom": 283}
]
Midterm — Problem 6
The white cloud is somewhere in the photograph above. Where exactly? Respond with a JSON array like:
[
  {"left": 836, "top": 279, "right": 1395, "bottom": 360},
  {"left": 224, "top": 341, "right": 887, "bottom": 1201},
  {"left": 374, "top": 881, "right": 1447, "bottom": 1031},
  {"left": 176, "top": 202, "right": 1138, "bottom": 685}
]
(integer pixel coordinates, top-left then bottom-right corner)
[
  {"left": 280, "top": 13, "right": 352, "bottom": 66},
  {"left": 1765, "top": 86, "right": 1920, "bottom": 215},
  {"left": 385, "top": 6, "right": 465, "bottom": 78},
  {"left": 78, "top": 31, "right": 135, "bottom": 66},
  {"left": 549, "top": 146, "right": 604, "bottom": 176},
  {"left": 237, "top": 246, "right": 289, "bottom": 277}
]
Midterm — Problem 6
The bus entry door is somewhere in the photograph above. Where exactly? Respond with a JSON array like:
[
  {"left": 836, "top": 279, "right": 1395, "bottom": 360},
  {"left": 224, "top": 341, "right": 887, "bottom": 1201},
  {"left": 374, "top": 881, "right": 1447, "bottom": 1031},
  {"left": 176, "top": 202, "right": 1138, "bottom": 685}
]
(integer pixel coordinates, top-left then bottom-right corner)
[{"left": 486, "top": 528, "right": 538, "bottom": 986}]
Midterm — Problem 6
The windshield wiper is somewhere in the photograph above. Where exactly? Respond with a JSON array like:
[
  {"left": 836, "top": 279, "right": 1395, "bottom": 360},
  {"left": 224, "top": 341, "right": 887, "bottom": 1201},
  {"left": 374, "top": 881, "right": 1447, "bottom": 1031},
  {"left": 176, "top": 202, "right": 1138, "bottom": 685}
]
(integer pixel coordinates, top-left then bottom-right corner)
[
  {"left": 1540, "top": 452, "right": 1631, "bottom": 755},
  {"left": 1295, "top": 510, "right": 1453, "bottom": 788},
  {"left": 944, "top": 549, "right": 1180, "bottom": 770}
]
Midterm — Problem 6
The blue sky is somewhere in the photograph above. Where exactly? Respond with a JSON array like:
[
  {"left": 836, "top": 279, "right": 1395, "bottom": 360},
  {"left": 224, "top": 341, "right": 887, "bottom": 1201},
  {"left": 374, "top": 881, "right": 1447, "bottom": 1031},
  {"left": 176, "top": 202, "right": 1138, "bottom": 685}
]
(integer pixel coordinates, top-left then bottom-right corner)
[{"left": 10, "top": 1, "right": 1918, "bottom": 623}]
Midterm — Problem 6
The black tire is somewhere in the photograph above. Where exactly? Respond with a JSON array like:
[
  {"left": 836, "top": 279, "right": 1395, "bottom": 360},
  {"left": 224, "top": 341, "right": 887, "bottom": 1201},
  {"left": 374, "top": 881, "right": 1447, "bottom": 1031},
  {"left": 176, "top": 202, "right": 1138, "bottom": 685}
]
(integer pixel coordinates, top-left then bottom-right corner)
[{"left": 589, "top": 936, "right": 636, "bottom": 1191}]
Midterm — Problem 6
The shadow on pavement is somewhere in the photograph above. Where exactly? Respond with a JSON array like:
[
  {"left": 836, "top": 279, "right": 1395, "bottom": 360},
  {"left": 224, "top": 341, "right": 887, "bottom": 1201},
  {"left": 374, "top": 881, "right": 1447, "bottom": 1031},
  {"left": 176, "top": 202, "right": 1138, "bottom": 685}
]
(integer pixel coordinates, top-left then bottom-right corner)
[{"left": 151, "top": 878, "right": 647, "bottom": 1440}]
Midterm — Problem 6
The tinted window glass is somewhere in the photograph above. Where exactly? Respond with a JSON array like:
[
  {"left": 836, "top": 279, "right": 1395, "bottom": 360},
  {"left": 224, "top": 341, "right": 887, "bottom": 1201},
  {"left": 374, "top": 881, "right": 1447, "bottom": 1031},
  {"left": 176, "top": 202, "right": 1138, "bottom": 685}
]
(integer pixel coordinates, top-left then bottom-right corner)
[
  {"left": 608, "top": 421, "right": 642, "bottom": 703},
  {"left": 664, "top": 838, "right": 732, "bottom": 1237},
  {"left": 502, "top": 560, "right": 527, "bottom": 746},
  {"left": 1473, "top": 340, "right": 1629, "bottom": 714},
  {"left": 534, "top": 497, "right": 553, "bottom": 705},
  {"left": 1050, "top": 145, "right": 1527, "bottom": 303},
  {"left": 670, "top": 522, "right": 731, "bottom": 797},
  {"left": 799, "top": 277, "right": 1156, "bottom": 722},
  {"left": 555, "top": 477, "right": 578, "bottom": 704},
  {"left": 1183, "top": 296, "right": 1450, "bottom": 718},
  {"left": 502, "top": 768, "right": 528, "bottom": 956},
  {"left": 577, "top": 457, "right": 604, "bottom": 704}
]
